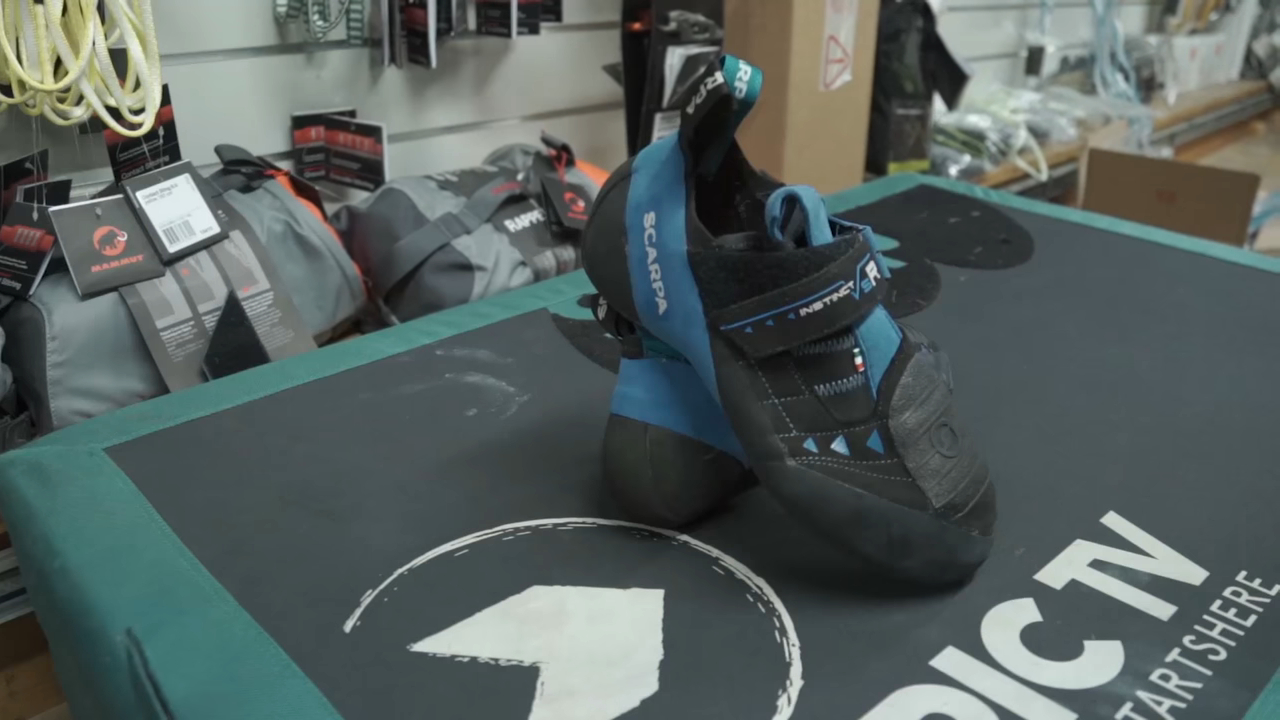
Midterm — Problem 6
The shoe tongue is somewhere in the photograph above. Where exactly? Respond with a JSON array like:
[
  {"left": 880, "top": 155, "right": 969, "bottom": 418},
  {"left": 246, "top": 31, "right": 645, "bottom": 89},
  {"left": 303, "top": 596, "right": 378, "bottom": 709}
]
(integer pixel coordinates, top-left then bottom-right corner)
[{"left": 676, "top": 54, "right": 762, "bottom": 177}]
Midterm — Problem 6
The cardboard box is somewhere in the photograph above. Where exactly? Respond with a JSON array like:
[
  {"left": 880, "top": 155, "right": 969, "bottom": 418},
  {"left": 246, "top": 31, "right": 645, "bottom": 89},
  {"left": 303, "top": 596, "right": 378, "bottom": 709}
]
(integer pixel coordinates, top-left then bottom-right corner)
[
  {"left": 1082, "top": 148, "right": 1260, "bottom": 247},
  {"left": 723, "top": 0, "right": 879, "bottom": 193}
]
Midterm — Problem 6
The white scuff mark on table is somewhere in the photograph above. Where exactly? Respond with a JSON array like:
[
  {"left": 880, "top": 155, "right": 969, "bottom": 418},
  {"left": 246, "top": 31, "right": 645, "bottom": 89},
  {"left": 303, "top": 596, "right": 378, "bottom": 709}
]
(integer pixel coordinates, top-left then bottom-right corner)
[
  {"left": 435, "top": 347, "right": 513, "bottom": 364},
  {"left": 446, "top": 371, "right": 530, "bottom": 419}
]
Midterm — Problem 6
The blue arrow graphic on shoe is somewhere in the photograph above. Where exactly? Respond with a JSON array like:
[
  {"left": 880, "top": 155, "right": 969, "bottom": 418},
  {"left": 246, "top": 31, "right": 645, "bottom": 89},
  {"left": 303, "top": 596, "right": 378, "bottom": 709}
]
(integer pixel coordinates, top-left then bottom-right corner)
[
  {"left": 830, "top": 435, "right": 850, "bottom": 456},
  {"left": 803, "top": 438, "right": 819, "bottom": 453},
  {"left": 867, "top": 429, "right": 885, "bottom": 454}
]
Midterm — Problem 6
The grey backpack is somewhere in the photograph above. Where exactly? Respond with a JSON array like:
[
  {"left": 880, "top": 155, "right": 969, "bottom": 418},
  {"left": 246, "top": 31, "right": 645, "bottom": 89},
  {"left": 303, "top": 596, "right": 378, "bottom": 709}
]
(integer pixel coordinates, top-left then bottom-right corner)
[
  {"left": 1, "top": 158, "right": 365, "bottom": 435},
  {"left": 331, "top": 139, "right": 600, "bottom": 323}
]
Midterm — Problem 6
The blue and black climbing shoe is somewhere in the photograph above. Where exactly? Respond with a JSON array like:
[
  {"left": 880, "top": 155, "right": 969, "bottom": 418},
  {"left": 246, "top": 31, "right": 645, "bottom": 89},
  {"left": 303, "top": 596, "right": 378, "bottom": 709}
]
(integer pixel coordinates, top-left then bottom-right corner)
[
  {"left": 582, "top": 54, "right": 995, "bottom": 584},
  {"left": 594, "top": 294, "right": 755, "bottom": 528}
]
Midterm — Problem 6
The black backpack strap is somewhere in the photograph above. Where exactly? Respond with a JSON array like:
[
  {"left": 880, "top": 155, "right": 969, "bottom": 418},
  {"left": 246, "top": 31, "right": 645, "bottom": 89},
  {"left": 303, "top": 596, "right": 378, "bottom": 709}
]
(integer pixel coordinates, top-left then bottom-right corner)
[
  {"left": 371, "top": 177, "right": 525, "bottom": 298},
  {"left": 209, "top": 145, "right": 274, "bottom": 196}
]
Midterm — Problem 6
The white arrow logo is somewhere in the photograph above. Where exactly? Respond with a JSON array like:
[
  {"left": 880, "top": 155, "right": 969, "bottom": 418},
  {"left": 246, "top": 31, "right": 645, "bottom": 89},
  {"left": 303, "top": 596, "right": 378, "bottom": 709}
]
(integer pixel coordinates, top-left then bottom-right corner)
[{"left": 410, "top": 584, "right": 666, "bottom": 720}]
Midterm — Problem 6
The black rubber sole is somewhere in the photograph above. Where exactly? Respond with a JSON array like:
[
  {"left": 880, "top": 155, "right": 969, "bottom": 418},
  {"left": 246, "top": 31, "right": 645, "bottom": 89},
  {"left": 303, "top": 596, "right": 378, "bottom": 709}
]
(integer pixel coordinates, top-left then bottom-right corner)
[
  {"left": 603, "top": 414, "right": 756, "bottom": 529},
  {"left": 763, "top": 460, "right": 994, "bottom": 585}
]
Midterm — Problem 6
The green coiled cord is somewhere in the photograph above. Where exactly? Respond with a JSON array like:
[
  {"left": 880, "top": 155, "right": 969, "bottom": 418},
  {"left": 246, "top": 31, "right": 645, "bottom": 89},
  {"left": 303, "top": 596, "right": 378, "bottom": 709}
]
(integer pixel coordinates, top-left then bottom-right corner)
[{"left": 273, "top": 0, "right": 366, "bottom": 45}]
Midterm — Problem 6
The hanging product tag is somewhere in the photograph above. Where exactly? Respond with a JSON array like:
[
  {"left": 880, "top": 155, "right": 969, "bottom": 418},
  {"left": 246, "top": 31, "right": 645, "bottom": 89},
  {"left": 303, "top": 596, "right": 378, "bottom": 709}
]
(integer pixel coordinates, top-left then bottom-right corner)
[
  {"left": 541, "top": 0, "right": 563, "bottom": 22},
  {"left": 1024, "top": 43, "right": 1047, "bottom": 79},
  {"left": 207, "top": 227, "right": 318, "bottom": 361},
  {"left": 119, "top": 219, "right": 316, "bottom": 391},
  {"left": 437, "top": 0, "right": 457, "bottom": 35},
  {"left": 118, "top": 260, "right": 217, "bottom": 391},
  {"left": 886, "top": 99, "right": 933, "bottom": 174},
  {"left": 402, "top": 0, "right": 439, "bottom": 67},
  {"left": 292, "top": 108, "right": 357, "bottom": 181},
  {"left": 0, "top": 149, "right": 49, "bottom": 216},
  {"left": 383, "top": 0, "right": 405, "bottom": 67},
  {"left": 106, "top": 84, "right": 183, "bottom": 183},
  {"left": 0, "top": 202, "right": 61, "bottom": 298},
  {"left": 122, "top": 161, "right": 229, "bottom": 262},
  {"left": 539, "top": 173, "right": 592, "bottom": 236},
  {"left": 51, "top": 196, "right": 166, "bottom": 297},
  {"left": 201, "top": 292, "right": 271, "bottom": 380},
  {"left": 324, "top": 116, "right": 389, "bottom": 191},
  {"left": 18, "top": 179, "right": 72, "bottom": 207}
]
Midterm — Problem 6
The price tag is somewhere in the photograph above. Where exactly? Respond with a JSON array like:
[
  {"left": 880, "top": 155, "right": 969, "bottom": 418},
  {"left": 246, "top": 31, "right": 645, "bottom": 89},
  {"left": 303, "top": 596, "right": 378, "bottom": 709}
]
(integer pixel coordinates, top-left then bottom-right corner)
[
  {"left": 122, "top": 161, "right": 228, "bottom": 262},
  {"left": 134, "top": 174, "right": 221, "bottom": 254}
]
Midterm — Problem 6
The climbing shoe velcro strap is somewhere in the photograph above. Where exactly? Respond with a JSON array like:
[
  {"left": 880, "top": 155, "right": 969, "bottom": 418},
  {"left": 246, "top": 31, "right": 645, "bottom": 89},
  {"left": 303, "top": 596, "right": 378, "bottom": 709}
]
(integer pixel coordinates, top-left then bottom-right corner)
[{"left": 709, "top": 236, "right": 887, "bottom": 358}]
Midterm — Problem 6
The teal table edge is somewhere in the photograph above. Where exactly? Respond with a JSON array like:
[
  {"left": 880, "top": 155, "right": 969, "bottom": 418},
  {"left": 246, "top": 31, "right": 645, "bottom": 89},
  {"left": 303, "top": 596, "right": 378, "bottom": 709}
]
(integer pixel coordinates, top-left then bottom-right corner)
[{"left": 0, "top": 174, "right": 1274, "bottom": 718}]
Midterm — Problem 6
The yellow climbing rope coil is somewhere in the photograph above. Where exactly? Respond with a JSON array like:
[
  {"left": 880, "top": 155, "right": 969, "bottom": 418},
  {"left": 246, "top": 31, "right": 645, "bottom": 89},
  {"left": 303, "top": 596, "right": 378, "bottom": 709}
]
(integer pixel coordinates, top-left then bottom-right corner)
[{"left": 0, "top": 0, "right": 163, "bottom": 137}]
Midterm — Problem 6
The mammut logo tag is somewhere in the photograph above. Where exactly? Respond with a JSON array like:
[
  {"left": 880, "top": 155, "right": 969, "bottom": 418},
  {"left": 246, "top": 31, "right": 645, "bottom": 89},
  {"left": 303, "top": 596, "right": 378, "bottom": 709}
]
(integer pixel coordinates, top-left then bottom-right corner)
[
  {"left": 685, "top": 72, "right": 726, "bottom": 115},
  {"left": 733, "top": 62, "right": 754, "bottom": 99},
  {"left": 643, "top": 211, "right": 667, "bottom": 316},
  {"left": 504, "top": 208, "right": 545, "bottom": 233},
  {"left": 93, "top": 226, "right": 127, "bottom": 257}
]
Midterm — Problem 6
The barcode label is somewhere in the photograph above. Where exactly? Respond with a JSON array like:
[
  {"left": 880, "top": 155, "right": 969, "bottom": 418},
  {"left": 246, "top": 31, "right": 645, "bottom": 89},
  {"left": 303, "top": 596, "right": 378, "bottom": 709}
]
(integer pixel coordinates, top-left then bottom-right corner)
[
  {"left": 161, "top": 220, "right": 197, "bottom": 248},
  {"left": 651, "top": 111, "right": 681, "bottom": 143},
  {"left": 134, "top": 174, "right": 221, "bottom": 253}
]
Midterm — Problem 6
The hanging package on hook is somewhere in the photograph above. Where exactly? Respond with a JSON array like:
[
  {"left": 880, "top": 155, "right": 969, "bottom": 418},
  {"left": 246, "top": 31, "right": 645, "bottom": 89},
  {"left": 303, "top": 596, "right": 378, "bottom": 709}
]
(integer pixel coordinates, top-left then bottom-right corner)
[
  {"left": 402, "top": 0, "right": 440, "bottom": 67},
  {"left": 866, "top": 0, "right": 969, "bottom": 175},
  {"left": 437, "top": 0, "right": 465, "bottom": 36},
  {"left": 105, "top": 85, "right": 183, "bottom": 184},
  {"left": 292, "top": 108, "right": 358, "bottom": 181},
  {"left": 0, "top": 149, "right": 49, "bottom": 216},
  {"left": 290, "top": 109, "right": 387, "bottom": 190},
  {"left": 477, "top": 0, "right": 542, "bottom": 37},
  {"left": 0, "top": 200, "right": 60, "bottom": 298},
  {"left": 325, "top": 116, "right": 390, "bottom": 191}
]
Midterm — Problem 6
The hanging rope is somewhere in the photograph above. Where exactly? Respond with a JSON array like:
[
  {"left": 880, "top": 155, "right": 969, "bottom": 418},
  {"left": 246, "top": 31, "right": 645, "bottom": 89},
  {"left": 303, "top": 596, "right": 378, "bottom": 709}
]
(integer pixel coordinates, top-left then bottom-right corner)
[{"left": 0, "top": 0, "right": 164, "bottom": 137}]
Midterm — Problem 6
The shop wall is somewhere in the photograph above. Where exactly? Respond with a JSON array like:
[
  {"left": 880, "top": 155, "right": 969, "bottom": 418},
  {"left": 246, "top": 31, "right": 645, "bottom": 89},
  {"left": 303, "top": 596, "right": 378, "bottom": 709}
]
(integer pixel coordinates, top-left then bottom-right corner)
[
  {"left": 0, "top": 0, "right": 627, "bottom": 195},
  {"left": 939, "top": 0, "right": 1161, "bottom": 84},
  {"left": 0, "top": 0, "right": 1160, "bottom": 194}
]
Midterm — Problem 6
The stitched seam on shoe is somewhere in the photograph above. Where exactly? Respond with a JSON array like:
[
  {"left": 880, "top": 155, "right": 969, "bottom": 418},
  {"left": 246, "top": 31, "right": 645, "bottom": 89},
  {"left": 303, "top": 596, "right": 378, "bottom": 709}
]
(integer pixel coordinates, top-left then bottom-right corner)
[
  {"left": 780, "top": 421, "right": 881, "bottom": 437},
  {"left": 795, "top": 457, "right": 910, "bottom": 481},
  {"left": 798, "top": 453, "right": 902, "bottom": 468},
  {"left": 754, "top": 360, "right": 797, "bottom": 433},
  {"left": 787, "top": 358, "right": 811, "bottom": 398},
  {"left": 795, "top": 455, "right": 899, "bottom": 466},
  {"left": 765, "top": 395, "right": 814, "bottom": 404}
]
